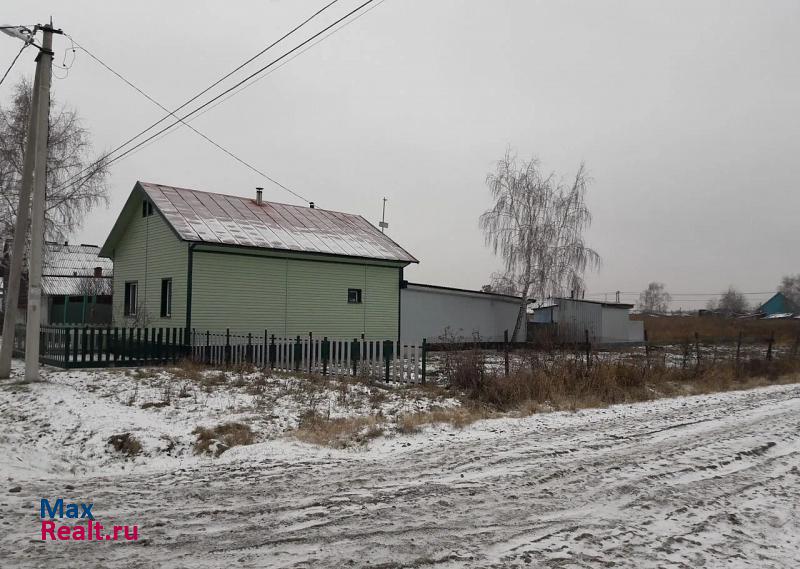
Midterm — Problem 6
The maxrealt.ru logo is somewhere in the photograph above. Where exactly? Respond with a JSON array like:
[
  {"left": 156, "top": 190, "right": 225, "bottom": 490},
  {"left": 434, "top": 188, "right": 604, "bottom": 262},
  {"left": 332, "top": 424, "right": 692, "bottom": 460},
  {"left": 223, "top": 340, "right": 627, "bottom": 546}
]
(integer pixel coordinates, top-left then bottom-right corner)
[{"left": 40, "top": 498, "right": 139, "bottom": 541}]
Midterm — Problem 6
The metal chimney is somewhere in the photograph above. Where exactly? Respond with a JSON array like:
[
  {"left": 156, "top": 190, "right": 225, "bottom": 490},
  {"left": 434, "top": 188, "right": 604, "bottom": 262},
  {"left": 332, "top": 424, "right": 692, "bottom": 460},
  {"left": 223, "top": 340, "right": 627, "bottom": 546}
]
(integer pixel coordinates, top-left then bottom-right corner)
[
  {"left": 255, "top": 187, "right": 263, "bottom": 205},
  {"left": 309, "top": 202, "right": 315, "bottom": 209}
]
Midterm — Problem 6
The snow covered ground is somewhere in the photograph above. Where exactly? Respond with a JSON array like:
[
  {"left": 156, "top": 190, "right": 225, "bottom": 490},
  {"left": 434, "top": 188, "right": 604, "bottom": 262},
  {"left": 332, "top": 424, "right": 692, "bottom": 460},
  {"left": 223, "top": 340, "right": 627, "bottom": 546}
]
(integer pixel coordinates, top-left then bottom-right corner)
[{"left": 2, "top": 357, "right": 800, "bottom": 567}]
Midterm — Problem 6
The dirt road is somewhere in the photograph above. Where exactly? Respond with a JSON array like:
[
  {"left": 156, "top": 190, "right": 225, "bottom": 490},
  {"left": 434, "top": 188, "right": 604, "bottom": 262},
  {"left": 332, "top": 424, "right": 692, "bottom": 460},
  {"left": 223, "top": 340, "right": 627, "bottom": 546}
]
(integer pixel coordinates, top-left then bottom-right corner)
[{"left": 3, "top": 384, "right": 799, "bottom": 568}]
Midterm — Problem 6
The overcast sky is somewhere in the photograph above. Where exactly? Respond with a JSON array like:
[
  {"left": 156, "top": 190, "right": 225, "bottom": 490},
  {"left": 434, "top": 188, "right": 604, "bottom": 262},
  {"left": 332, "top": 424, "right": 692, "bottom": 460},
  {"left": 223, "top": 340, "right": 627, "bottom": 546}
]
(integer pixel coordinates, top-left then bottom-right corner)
[{"left": 2, "top": 0, "right": 798, "bottom": 309}]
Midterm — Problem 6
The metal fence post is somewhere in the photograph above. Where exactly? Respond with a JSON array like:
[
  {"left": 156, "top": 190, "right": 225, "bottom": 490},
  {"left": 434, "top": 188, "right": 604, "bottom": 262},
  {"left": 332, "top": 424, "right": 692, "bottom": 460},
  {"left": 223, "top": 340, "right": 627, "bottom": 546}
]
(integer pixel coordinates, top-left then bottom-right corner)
[
  {"left": 270, "top": 335, "right": 276, "bottom": 369},
  {"left": 504, "top": 329, "right": 510, "bottom": 376},
  {"left": 584, "top": 329, "right": 591, "bottom": 368},
  {"left": 294, "top": 335, "right": 301, "bottom": 371},
  {"left": 246, "top": 332, "right": 253, "bottom": 364},
  {"left": 767, "top": 331, "right": 774, "bottom": 361},
  {"left": 225, "top": 328, "right": 231, "bottom": 366},
  {"left": 421, "top": 338, "right": 427, "bottom": 384},
  {"left": 383, "top": 340, "right": 391, "bottom": 382}
]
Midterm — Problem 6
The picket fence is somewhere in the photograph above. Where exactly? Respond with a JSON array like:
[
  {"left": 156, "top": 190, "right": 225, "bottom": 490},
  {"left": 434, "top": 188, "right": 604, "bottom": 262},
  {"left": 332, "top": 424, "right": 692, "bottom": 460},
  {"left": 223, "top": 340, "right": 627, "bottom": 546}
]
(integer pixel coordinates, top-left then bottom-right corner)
[
  {"left": 12, "top": 325, "right": 426, "bottom": 384},
  {"left": 189, "top": 330, "right": 425, "bottom": 384}
]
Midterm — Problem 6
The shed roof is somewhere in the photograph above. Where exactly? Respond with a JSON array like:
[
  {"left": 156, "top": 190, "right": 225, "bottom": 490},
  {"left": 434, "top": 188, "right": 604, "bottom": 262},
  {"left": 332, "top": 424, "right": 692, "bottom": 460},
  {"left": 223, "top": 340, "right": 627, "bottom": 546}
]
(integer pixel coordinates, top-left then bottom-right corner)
[
  {"left": 553, "top": 297, "right": 635, "bottom": 309},
  {"left": 100, "top": 182, "right": 418, "bottom": 264},
  {"left": 1, "top": 241, "right": 112, "bottom": 296}
]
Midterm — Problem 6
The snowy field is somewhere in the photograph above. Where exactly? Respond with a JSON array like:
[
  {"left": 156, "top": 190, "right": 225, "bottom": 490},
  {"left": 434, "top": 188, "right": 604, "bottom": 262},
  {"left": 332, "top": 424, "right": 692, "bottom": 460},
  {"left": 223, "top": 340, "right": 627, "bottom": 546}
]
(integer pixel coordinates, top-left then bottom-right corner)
[{"left": 1, "top": 358, "right": 800, "bottom": 568}]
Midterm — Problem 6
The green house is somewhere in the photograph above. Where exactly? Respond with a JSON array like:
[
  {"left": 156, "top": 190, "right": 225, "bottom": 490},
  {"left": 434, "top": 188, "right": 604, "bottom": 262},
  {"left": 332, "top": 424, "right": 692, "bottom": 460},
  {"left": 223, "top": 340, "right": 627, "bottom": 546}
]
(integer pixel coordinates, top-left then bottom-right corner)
[{"left": 99, "top": 182, "right": 417, "bottom": 340}]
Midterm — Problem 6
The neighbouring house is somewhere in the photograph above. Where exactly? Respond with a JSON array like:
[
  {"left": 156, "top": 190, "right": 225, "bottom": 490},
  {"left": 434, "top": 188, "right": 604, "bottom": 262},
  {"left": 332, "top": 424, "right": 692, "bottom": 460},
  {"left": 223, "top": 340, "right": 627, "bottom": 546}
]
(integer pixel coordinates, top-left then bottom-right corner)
[
  {"left": 399, "top": 281, "right": 525, "bottom": 344},
  {"left": 757, "top": 292, "right": 798, "bottom": 317},
  {"left": 530, "top": 297, "right": 644, "bottom": 344},
  {"left": 1, "top": 240, "right": 112, "bottom": 326},
  {"left": 99, "top": 182, "right": 418, "bottom": 340}
]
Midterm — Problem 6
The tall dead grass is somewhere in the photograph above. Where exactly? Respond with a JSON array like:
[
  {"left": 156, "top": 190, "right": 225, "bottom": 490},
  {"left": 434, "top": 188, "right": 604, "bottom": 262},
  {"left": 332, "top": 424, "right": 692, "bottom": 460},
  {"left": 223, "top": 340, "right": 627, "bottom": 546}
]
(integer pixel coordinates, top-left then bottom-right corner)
[
  {"left": 448, "top": 349, "right": 800, "bottom": 413},
  {"left": 634, "top": 315, "right": 800, "bottom": 344}
]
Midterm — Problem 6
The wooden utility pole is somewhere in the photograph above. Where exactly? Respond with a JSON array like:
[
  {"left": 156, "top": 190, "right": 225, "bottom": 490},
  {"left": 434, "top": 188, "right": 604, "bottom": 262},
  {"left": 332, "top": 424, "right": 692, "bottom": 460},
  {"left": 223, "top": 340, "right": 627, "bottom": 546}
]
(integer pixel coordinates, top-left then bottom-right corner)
[{"left": 23, "top": 23, "right": 57, "bottom": 381}]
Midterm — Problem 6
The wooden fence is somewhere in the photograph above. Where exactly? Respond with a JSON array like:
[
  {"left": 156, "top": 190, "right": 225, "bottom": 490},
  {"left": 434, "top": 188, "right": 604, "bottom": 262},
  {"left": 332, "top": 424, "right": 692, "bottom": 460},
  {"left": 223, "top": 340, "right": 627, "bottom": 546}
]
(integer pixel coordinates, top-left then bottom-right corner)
[
  {"left": 189, "top": 330, "right": 425, "bottom": 383},
  {"left": 12, "top": 325, "right": 427, "bottom": 383}
]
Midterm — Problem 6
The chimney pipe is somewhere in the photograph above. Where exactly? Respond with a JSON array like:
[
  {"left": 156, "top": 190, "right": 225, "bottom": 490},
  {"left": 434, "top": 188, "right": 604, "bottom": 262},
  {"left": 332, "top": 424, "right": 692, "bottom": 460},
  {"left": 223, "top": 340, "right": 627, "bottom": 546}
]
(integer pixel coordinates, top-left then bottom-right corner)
[
  {"left": 309, "top": 201, "right": 315, "bottom": 209},
  {"left": 255, "top": 187, "right": 263, "bottom": 205},
  {"left": 93, "top": 266, "right": 102, "bottom": 278}
]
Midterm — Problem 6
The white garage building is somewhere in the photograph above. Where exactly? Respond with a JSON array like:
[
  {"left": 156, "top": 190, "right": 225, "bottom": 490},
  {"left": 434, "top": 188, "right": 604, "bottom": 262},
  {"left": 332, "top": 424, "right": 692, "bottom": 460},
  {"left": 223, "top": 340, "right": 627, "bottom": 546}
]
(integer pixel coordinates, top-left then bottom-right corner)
[{"left": 400, "top": 282, "right": 523, "bottom": 344}]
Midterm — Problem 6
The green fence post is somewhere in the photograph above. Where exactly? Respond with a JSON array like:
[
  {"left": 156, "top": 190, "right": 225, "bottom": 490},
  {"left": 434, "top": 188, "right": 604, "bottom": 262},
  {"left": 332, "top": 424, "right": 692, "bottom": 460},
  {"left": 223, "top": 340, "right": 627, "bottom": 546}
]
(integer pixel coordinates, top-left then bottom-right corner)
[
  {"left": 294, "top": 335, "right": 301, "bottom": 371},
  {"left": 383, "top": 340, "right": 392, "bottom": 382},
  {"left": 64, "top": 328, "right": 71, "bottom": 366}
]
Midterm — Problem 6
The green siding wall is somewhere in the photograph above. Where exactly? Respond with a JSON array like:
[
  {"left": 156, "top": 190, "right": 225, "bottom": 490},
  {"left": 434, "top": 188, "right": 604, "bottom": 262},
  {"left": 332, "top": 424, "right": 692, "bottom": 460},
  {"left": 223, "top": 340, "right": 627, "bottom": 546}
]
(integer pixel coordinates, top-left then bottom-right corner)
[
  {"left": 111, "top": 201, "right": 187, "bottom": 328},
  {"left": 191, "top": 248, "right": 400, "bottom": 339}
]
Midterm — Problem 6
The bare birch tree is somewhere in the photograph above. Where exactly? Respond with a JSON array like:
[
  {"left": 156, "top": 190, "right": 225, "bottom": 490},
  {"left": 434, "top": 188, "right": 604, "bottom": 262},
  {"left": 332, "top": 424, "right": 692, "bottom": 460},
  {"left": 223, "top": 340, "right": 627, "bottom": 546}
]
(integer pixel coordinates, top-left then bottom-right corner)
[
  {"left": 0, "top": 78, "right": 109, "bottom": 240},
  {"left": 480, "top": 150, "right": 600, "bottom": 340},
  {"left": 638, "top": 282, "right": 672, "bottom": 314}
]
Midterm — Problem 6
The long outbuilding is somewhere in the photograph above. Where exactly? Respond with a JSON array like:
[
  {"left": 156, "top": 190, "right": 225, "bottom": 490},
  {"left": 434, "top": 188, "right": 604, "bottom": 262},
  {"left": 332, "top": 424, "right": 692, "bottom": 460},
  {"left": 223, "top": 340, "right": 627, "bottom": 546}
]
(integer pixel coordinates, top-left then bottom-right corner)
[{"left": 400, "top": 281, "right": 524, "bottom": 344}]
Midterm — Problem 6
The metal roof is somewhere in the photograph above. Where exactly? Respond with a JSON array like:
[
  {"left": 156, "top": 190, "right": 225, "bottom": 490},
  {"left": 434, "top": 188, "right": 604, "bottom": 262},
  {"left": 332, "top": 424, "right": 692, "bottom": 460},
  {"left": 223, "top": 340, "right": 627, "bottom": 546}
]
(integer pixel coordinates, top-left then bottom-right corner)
[
  {"left": 553, "top": 297, "right": 635, "bottom": 309},
  {"left": 1, "top": 241, "right": 113, "bottom": 296},
  {"left": 42, "top": 243, "right": 113, "bottom": 277},
  {"left": 136, "top": 182, "right": 418, "bottom": 264}
]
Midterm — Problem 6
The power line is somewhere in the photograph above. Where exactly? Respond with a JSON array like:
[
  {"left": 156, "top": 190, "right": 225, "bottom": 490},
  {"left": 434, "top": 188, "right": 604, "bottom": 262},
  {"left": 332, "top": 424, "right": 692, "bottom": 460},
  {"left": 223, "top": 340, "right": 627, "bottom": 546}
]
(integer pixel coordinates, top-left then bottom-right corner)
[
  {"left": 0, "top": 43, "right": 28, "bottom": 89},
  {"left": 66, "top": 36, "right": 310, "bottom": 204},
  {"left": 186, "top": 0, "right": 390, "bottom": 124},
  {"left": 113, "top": 0, "right": 391, "bottom": 172},
  {"left": 57, "top": 0, "right": 381, "bottom": 196},
  {"left": 52, "top": 0, "right": 344, "bottom": 197}
]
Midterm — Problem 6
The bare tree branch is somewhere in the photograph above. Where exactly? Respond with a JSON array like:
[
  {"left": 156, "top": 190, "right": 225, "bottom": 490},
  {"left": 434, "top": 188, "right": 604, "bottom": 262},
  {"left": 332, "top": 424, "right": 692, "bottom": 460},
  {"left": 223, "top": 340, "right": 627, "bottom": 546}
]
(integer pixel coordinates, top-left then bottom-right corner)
[
  {"left": 480, "top": 149, "right": 600, "bottom": 339},
  {"left": 0, "top": 78, "right": 109, "bottom": 240}
]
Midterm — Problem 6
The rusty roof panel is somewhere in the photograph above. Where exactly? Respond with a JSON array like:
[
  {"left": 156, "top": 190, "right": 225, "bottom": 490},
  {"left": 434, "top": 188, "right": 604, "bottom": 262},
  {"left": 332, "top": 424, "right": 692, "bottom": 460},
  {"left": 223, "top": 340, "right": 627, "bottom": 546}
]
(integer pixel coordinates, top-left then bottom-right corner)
[{"left": 138, "top": 182, "right": 417, "bottom": 263}]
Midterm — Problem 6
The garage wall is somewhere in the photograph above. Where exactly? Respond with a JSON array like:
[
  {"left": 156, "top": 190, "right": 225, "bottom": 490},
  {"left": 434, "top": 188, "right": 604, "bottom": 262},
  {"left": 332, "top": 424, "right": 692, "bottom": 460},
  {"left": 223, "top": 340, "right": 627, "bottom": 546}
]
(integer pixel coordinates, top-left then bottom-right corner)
[
  {"left": 600, "top": 307, "right": 633, "bottom": 343},
  {"left": 400, "top": 285, "right": 522, "bottom": 344}
]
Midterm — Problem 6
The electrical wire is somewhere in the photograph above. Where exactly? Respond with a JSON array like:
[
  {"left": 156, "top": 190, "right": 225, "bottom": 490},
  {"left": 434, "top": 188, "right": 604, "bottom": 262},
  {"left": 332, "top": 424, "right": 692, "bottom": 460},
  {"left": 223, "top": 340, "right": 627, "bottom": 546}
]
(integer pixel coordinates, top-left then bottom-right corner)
[
  {"left": 103, "top": 0, "right": 390, "bottom": 177},
  {"left": 54, "top": 0, "right": 379, "bottom": 196},
  {"left": 52, "top": 0, "right": 342, "bottom": 196},
  {"left": 0, "top": 43, "right": 28, "bottom": 88},
  {"left": 68, "top": 36, "right": 310, "bottom": 203}
]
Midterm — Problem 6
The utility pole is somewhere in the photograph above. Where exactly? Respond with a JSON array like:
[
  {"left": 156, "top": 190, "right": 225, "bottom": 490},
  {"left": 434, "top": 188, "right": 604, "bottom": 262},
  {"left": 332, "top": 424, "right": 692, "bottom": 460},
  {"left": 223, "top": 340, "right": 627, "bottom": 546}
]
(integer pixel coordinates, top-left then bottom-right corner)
[
  {"left": 0, "top": 27, "right": 42, "bottom": 379},
  {"left": 24, "top": 23, "right": 57, "bottom": 382},
  {"left": 0, "top": 77, "right": 39, "bottom": 378},
  {"left": 378, "top": 197, "right": 388, "bottom": 233}
]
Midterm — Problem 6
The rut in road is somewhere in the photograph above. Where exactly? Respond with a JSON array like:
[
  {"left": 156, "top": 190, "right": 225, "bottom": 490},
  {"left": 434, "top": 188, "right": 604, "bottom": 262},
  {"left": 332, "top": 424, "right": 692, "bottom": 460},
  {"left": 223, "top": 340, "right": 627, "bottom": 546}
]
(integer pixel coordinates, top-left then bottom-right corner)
[{"left": 3, "top": 384, "right": 799, "bottom": 568}]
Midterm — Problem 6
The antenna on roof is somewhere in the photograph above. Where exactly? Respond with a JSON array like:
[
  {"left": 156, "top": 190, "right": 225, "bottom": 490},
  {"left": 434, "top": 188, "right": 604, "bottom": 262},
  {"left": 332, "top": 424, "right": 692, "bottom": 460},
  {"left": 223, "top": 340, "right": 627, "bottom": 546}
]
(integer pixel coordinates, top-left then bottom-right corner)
[{"left": 379, "top": 197, "right": 389, "bottom": 233}]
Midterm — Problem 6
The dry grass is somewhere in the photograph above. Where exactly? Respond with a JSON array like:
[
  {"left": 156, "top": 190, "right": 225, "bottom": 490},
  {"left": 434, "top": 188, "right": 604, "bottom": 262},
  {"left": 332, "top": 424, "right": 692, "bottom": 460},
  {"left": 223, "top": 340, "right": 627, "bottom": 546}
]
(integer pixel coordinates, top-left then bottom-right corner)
[
  {"left": 448, "top": 349, "right": 800, "bottom": 414},
  {"left": 293, "top": 412, "right": 384, "bottom": 448},
  {"left": 192, "top": 422, "right": 255, "bottom": 457},
  {"left": 107, "top": 433, "right": 142, "bottom": 457},
  {"left": 396, "top": 405, "right": 493, "bottom": 434},
  {"left": 634, "top": 314, "right": 800, "bottom": 344}
]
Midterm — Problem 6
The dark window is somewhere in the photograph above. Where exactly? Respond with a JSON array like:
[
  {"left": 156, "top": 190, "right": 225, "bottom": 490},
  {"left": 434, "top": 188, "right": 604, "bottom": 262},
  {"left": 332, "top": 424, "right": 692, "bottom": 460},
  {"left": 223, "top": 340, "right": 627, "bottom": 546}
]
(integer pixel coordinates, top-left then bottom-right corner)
[
  {"left": 160, "top": 278, "right": 172, "bottom": 317},
  {"left": 141, "top": 200, "right": 153, "bottom": 217},
  {"left": 347, "top": 288, "right": 362, "bottom": 304},
  {"left": 124, "top": 281, "right": 138, "bottom": 316}
]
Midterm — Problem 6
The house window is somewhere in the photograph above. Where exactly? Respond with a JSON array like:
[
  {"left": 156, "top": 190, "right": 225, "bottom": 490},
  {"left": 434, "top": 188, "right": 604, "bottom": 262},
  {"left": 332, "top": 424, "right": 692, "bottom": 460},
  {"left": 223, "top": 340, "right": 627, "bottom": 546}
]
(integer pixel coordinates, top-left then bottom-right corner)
[
  {"left": 347, "top": 288, "right": 362, "bottom": 304},
  {"left": 124, "top": 281, "right": 138, "bottom": 316},
  {"left": 142, "top": 200, "right": 153, "bottom": 217},
  {"left": 160, "top": 278, "right": 172, "bottom": 318}
]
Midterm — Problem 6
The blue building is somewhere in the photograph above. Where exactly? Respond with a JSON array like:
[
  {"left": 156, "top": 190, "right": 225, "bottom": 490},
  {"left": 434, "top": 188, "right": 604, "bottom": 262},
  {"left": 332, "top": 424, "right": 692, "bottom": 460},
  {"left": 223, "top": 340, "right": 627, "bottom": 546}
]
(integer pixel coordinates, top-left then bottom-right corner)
[{"left": 758, "top": 292, "right": 797, "bottom": 316}]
